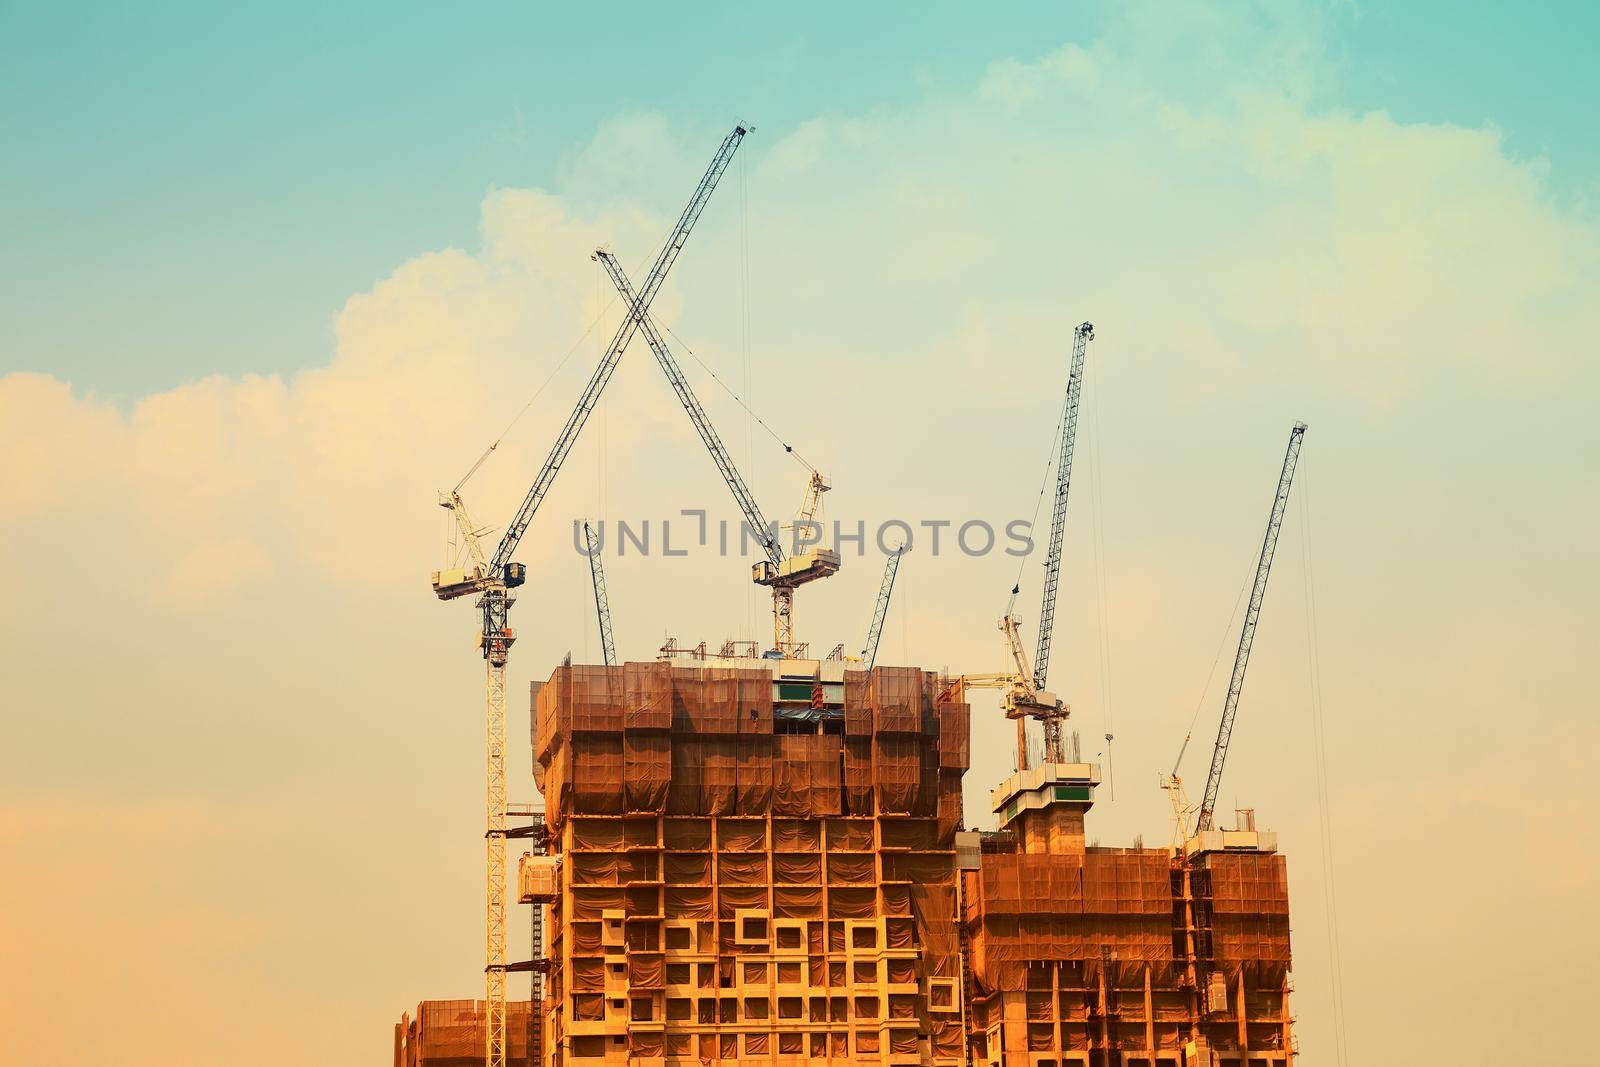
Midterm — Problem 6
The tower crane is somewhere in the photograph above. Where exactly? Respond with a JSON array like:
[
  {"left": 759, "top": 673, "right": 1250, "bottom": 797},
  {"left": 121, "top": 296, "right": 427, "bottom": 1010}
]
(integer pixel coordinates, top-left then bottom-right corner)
[
  {"left": 430, "top": 124, "right": 747, "bottom": 1067},
  {"left": 1165, "top": 422, "right": 1307, "bottom": 840},
  {"left": 594, "top": 249, "right": 839, "bottom": 656},
  {"left": 861, "top": 544, "right": 905, "bottom": 670},
  {"left": 583, "top": 521, "right": 617, "bottom": 667},
  {"left": 955, "top": 321, "right": 1093, "bottom": 769}
]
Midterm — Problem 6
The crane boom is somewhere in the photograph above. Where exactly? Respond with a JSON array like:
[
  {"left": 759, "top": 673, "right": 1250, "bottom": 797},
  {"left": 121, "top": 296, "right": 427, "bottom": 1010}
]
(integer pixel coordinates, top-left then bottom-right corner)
[
  {"left": 595, "top": 250, "right": 838, "bottom": 654},
  {"left": 1196, "top": 421, "right": 1307, "bottom": 832},
  {"left": 593, "top": 248, "right": 780, "bottom": 566},
  {"left": 486, "top": 123, "right": 749, "bottom": 579},
  {"left": 861, "top": 545, "right": 905, "bottom": 670},
  {"left": 1033, "top": 321, "right": 1093, "bottom": 692},
  {"left": 583, "top": 522, "right": 617, "bottom": 667}
]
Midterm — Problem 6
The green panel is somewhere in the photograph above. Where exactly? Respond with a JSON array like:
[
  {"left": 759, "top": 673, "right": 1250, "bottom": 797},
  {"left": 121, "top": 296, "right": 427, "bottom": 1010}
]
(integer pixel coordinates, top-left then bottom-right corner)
[
  {"left": 777, "top": 683, "right": 813, "bottom": 701},
  {"left": 1054, "top": 785, "right": 1092, "bottom": 801}
]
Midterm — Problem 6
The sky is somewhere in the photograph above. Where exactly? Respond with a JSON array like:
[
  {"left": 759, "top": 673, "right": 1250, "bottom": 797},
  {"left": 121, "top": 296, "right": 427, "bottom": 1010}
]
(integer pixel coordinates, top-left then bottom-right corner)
[{"left": 2, "top": 2, "right": 1597, "bottom": 1064}]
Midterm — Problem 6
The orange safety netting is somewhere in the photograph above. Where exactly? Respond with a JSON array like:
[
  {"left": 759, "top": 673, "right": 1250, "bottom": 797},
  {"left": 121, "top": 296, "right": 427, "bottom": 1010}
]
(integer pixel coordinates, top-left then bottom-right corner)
[
  {"left": 717, "top": 819, "right": 765, "bottom": 851},
  {"left": 395, "top": 1000, "right": 535, "bottom": 1067},
  {"left": 662, "top": 817, "right": 710, "bottom": 850},
  {"left": 913, "top": 882, "right": 959, "bottom": 978},
  {"left": 717, "top": 852, "right": 768, "bottom": 885},
  {"left": 1205, "top": 852, "right": 1290, "bottom": 915},
  {"left": 826, "top": 853, "right": 875, "bottom": 884},
  {"left": 880, "top": 817, "right": 935, "bottom": 850},
  {"left": 627, "top": 951, "right": 664, "bottom": 988},
  {"left": 774, "top": 852, "right": 820, "bottom": 883},
  {"left": 938, "top": 699, "right": 971, "bottom": 770},
  {"left": 773, "top": 885, "right": 823, "bottom": 918},
  {"left": 662, "top": 885, "right": 712, "bottom": 919},
  {"left": 827, "top": 817, "right": 874, "bottom": 851},
  {"left": 870, "top": 666, "right": 924, "bottom": 733},
  {"left": 1081, "top": 851, "right": 1173, "bottom": 916},
  {"left": 773, "top": 817, "right": 821, "bottom": 851},
  {"left": 884, "top": 852, "right": 954, "bottom": 885},
  {"left": 717, "top": 884, "right": 766, "bottom": 917},
  {"left": 874, "top": 734, "right": 922, "bottom": 814},
  {"left": 664, "top": 851, "right": 710, "bottom": 883},
  {"left": 623, "top": 732, "right": 670, "bottom": 811}
]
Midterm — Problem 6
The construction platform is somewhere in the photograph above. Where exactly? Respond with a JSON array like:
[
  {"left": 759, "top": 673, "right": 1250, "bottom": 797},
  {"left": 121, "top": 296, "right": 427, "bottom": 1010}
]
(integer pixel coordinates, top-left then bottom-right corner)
[{"left": 395, "top": 656, "right": 1294, "bottom": 1067}]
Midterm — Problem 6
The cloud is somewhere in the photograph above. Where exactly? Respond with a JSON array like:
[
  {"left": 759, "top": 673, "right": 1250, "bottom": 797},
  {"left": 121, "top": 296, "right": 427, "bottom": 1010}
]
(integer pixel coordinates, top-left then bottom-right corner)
[{"left": 157, "top": 536, "right": 275, "bottom": 610}]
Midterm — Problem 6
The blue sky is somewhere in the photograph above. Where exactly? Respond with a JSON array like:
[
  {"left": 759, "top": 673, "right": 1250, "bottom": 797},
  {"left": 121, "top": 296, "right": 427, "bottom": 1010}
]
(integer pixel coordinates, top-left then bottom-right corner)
[{"left": 2, "top": 2, "right": 1595, "bottom": 396}]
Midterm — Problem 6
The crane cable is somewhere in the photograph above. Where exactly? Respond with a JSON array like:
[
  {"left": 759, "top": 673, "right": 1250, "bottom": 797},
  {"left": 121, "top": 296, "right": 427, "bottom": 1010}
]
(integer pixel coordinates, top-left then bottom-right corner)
[
  {"left": 451, "top": 237, "right": 666, "bottom": 494},
  {"left": 1296, "top": 460, "right": 1351, "bottom": 1066},
  {"left": 1083, "top": 361, "right": 1116, "bottom": 799},
  {"left": 452, "top": 218, "right": 813, "bottom": 499},
  {"left": 654, "top": 318, "right": 818, "bottom": 476},
  {"left": 1172, "top": 534, "right": 1257, "bottom": 778}
]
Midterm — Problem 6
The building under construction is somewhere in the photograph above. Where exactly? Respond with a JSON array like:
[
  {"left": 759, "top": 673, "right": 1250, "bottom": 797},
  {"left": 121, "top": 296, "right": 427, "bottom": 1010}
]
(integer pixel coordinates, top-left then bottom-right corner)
[
  {"left": 406, "top": 122, "right": 1306, "bottom": 1067},
  {"left": 395, "top": 653, "right": 1295, "bottom": 1067}
]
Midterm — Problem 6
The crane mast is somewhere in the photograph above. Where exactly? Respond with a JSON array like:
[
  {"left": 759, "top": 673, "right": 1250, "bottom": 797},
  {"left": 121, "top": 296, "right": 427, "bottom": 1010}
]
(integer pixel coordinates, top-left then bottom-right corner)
[
  {"left": 1195, "top": 421, "right": 1307, "bottom": 833},
  {"left": 1033, "top": 322, "right": 1093, "bottom": 763},
  {"left": 432, "top": 125, "right": 747, "bottom": 1067},
  {"left": 594, "top": 249, "right": 838, "bottom": 655},
  {"left": 861, "top": 545, "right": 905, "bottom": 670},
  {"left": 583, "top": 522, "right": 617, "bottom": 667}
]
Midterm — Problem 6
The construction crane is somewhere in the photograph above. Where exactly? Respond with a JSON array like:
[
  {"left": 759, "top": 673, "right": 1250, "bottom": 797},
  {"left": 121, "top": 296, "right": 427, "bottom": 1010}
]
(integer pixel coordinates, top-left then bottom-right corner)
[
  {"left": 860, "top": 544, "right": 905, "bottom": 670},
  {"left": 594, "top": 249, "right": 839, "bottom": 656},
  {"left": 1165, "top": 422, "right": 1307, "bottom": 840},
  {"left": 1031, "top": 321, "right": 1093, "bottom": 763},
  {"left": 430, "top": 124, "right": 747, "bottom": 1067},
  {"left": 956, "top": 321, "right": 1093, "bottom": 769},
  {"left": 582, "top": 521, "right": 616, "bottom": 667}
]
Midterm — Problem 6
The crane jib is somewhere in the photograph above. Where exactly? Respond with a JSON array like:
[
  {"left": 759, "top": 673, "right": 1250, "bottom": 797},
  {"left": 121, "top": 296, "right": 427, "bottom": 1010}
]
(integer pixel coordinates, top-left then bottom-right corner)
[
  {"left": 1195, "top": 421, "right": 1307, "bottom": 833},
  {"left": 862, "top": 545, "right": 905, "bottom": 670},
  {"left": 1032, "top": 322, "right": 1094, "bottom": 693},
  {"left": 484, "top": 124, "right": 748, "bottom": 577},
  {"left": 595, "top": 248, "right": 783, "bottom": 569}
]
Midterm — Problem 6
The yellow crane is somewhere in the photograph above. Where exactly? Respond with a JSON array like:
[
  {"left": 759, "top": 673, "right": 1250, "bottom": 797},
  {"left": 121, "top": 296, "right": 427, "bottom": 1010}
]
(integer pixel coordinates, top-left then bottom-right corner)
[
  {"left": 951, "top": 322, "right": 1092, "bottom": 770},
  {"left": 431, "top": 124, "right": 748, "bottom": 1067}
]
